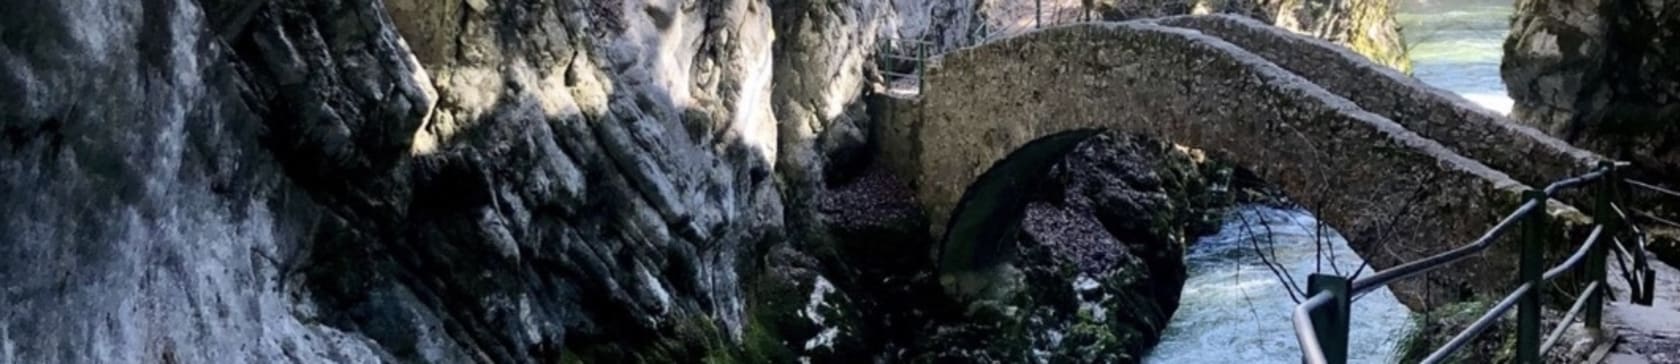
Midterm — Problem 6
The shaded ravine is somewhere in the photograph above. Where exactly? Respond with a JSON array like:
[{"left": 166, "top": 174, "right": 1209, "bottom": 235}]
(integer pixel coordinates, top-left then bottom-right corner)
[{"left": 1146, "top": 206, "right": 1414, "bottom": 363}]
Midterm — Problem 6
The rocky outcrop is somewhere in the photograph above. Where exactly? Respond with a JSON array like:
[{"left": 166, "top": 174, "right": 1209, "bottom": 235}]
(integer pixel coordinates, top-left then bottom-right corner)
[
  {"left": 299, "top": 0, "right": 789, "bottom": 361},
  {"left": 1504, "top": 0, "right": 1680, "bottom": 178}
]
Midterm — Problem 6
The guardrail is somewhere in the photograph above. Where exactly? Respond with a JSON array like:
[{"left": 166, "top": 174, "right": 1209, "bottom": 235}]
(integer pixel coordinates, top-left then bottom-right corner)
[
  {"left": 1293, "top": 161, "right": 1661, "bottom": 364},
  {"left": 878, "top": 36, "right": 934, "bottom": 94},
  {"left": 876, "top": 1, "right": 1061, "bottom": 95}
]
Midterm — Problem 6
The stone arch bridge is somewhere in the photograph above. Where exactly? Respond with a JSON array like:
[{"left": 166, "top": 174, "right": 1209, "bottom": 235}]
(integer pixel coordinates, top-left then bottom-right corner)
[{"left": 876, "top": 15, "right": 1609, "bottom": 307}]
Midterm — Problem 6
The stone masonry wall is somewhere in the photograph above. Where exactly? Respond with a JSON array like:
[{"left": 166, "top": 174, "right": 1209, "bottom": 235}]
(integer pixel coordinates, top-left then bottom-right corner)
[{"left": 894, "top": 21, "right": 1553, "bottom": 307}]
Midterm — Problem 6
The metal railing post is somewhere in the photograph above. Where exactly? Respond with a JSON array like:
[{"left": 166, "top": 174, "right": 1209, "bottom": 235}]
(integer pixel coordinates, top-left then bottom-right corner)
[
  {"left": 1035, "top": 0, "right": 1042, "bottom": 29},
  {"left": 1615, "top": 163, "right": 1659, "bottom": 306},
  {"left": 1517, "top": 190, "right": 1548, "bottom": 363},
  {"left": 1589, "top": 162, "right": 1616, "bottom": 327},
  {"left": 1643, "top": 267, "right": 1657, "bottom": 306},
  {"left": 1306, "top": 274, "right": 1350, "bottom": 364}
]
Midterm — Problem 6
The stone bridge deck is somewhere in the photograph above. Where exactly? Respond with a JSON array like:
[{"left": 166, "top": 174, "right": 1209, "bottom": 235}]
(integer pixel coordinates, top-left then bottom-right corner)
[{"left": 876, "top": 15, "right": 1618, "bottom": 309}]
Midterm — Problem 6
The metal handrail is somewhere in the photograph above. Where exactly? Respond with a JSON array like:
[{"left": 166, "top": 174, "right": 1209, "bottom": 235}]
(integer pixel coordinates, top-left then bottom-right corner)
[
  {"left": 1422, "top": 220, "right": 1603, "bottom": 362},
  {"left": 1420, "top": 282, "right": 1534, "bottom": 364},
  {"left": 1543, "top": 168, "right": 1609, "bottom": 195},
  {"left": 1633, "top": 207, "right": 1680, "bottom": 230},
  {"left": 1627, "top": 178, "right": 1680, "bottom": 199},
  {"left": 877, "top": 34, "right": 935, "bottom": 94},
  {"left": 1293, "top": 291, "right": 1335, "bottom": 364},
  {"left": 1612, "top": 203, "right": 1653, "bottom": 302},
  {"left": 1349, "top": 199, "right": 1541, "bottom": 294},
  {"left": 1613, "top": 203, "right": 1642, "bottom": 235},
  {"left": 1540, "top": 282, "right": 1602, "bottom": 355},
  {"left": 1544, "top": 226, "right": 1605, "bottom": 280},
  {"left": 1612, "top": 237, "right": 1642, "bottom": 297},
  {"left": 1349, "top": 168, "right": 1607, "bottom": 294},
  {"left": 1295, "top": 161, "right": 1663, "bottom": 364}
]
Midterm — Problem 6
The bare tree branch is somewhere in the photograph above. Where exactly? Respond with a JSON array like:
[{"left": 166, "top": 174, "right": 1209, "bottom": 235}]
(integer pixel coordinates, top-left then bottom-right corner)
[{"left": 1237, "top": 208, "right": 1306, "bottom": 302}]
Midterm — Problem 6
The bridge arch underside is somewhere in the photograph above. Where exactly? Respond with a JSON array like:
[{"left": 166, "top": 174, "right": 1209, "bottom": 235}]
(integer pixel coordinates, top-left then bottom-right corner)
[{"left": 914, "top": 22, "right": 1551, "bottom": 308}]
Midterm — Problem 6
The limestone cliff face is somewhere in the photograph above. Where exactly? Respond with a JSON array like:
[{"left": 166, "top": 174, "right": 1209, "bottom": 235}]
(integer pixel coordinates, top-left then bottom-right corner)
[
  {"left": 1504, "top": 0, "right": 1680, "bottom": 177},
  {"left": 977, "top": 0, "right": 1412, "bottom": 71},
  {"left": 0, "top": 0, "right": 955, "bottom": 362},
  {"left": 0, "top": 0, "right": 398, "bottom": 361}
]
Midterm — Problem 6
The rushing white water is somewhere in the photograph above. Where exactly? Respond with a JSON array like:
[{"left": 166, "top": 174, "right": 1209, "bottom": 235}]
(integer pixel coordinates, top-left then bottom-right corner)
[
  {"left": 1399, "top": 0, "right": 1515, "bottom": 114},
  {"left": 1146, "top": 206, "right": 1414, "bottom": 363}
]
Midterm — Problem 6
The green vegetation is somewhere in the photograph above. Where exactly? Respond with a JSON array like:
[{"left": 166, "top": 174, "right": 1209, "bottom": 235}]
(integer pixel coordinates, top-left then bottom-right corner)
[{"left": 1394, "top": 300, "right": 1518, "bottom": 363}]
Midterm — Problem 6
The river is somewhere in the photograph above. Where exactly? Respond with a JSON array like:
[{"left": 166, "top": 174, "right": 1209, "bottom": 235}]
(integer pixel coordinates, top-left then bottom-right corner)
[
  {"left": 1146, "top": 2, "right": 1514, "bottom": 362},
  {"left": 1145, "top": 206, "right": 1415, "bottom": 363},
  {"left": 1400, "top": 0, "right": 1516, "bottom": 114}
]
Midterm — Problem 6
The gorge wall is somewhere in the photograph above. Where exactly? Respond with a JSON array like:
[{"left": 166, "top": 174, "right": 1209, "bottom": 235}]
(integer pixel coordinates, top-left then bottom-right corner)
[
  {"left": 1504, "top": 0, "right": 1680, "bottom": 178},
  {"left": 0, "top": 0, "right": 932, "bottom": 362},
  {"left": 0, "top": 0, "right": 1438, "bottom": 363}
]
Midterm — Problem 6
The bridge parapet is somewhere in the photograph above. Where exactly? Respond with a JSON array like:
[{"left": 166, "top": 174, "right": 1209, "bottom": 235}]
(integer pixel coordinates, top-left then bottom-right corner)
[{"left": 1156, "top": 15, "right": 1603, "bottom": 190}]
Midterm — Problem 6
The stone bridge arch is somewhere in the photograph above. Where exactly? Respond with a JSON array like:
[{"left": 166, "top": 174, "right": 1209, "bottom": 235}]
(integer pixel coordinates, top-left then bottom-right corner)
[{"left": 886, "top": 21, "right": 1559, "bottom": 306}]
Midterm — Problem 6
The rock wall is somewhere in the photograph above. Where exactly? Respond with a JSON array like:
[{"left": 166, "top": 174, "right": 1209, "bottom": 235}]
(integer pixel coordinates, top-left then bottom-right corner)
[
  {"left": 0, "top": 0, "right": 965, "bottom": 362},
  {"left": 1504, "top": 0, "right": 1680, "bottom": 176},
  {"left": 0, "top": 0, "right": 393, "bottom": 361}
]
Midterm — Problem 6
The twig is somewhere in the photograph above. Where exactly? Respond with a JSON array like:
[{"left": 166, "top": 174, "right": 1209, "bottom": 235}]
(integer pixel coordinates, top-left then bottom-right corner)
[{"left": 1237, "top": 209, "right": 1305, "bottom": 302}]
